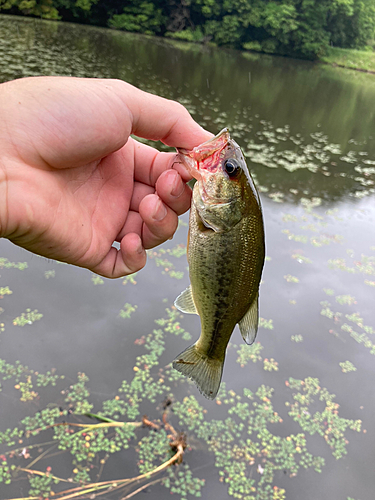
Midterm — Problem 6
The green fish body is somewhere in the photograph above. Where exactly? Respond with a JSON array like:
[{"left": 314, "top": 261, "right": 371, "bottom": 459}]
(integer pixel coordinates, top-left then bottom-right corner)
[{"left": 173, "top": 128, "right": 265, "bottom": 399}]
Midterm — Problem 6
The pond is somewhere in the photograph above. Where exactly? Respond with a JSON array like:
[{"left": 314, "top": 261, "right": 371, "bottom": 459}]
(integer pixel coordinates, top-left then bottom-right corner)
[{"left": 0, "top": 14, "right": 374, "bottom": 500}]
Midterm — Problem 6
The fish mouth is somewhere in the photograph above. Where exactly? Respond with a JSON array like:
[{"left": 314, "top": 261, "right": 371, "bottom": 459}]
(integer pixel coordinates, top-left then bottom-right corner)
[{"left": 177, "top": 128, "right": 230, "bottom": 182}]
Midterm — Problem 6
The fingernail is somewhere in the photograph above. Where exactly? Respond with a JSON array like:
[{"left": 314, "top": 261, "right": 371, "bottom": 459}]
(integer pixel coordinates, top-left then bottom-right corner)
[
  {"left": 153, "top": 198, "right": 167, "bottom": 221},
  {"left": 171, "top": 174, "right": 185, "bottom": 198},
  {"left": 136, "top": 240, "right": 144, "bottom": 254}
]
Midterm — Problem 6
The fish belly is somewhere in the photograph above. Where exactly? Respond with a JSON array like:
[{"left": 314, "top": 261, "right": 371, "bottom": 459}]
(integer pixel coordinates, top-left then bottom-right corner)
[{"left": 188, "top": 203, "right": 264, "bottom": 360}]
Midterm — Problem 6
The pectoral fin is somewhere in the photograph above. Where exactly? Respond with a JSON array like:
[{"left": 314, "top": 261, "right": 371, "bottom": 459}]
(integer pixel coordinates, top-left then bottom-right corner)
[
  {"left": 239, "top": 293, "right": 259, "bottom": 345},
  {"left": 174, "top": 286, "right": 198, "bottom": 315}
]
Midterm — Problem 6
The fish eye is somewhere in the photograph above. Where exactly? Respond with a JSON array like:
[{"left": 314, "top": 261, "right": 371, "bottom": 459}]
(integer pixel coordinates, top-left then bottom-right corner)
[{"left": 224, "top": 158, "right": 241, "bottom": 178}]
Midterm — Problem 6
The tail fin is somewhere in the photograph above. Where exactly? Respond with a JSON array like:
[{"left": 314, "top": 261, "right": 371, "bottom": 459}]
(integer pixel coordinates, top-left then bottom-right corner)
[{"left": 172, "top": 343, "right": 224, "bottom": 400}]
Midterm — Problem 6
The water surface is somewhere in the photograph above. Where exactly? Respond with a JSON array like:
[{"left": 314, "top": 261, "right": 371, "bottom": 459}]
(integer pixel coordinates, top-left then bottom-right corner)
[{"left": 0, "top": 14, "right": 374, "bottom": 500}]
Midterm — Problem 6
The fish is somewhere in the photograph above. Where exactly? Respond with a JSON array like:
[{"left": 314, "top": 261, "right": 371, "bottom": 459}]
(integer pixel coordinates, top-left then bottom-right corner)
[{"left": 172, "top": 128, "right": 265, "bottom": 400}]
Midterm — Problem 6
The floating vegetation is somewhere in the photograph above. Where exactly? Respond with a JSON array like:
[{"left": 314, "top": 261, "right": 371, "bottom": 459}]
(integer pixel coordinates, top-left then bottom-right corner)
[
  {"left": 292, "top": 253, "right": 312, "bottom": 264},
  {"left": 12, "top": 309, "right": 43, "bottom": 326},
  {"left": 282, "top": 230, "right": 308, "bottom": 244},
  {"left": 291, "top": 335, "right": 304, "bottom": 343},
  {"left": 282, "top": 214, "right": 299, "bottom": 222},
  {"left": 320, "top": 300, "right": 375, "bottom": 354},
  {"left": 310, "top": 234, "right": 343, "bottom": 247},
  {"left": 336, "top": 295, "right": 357, "bottom": 306},
  {"left": 268, "top": 192, "right": 285, "bottom": 203},
  {"left": 328, "top": 252, "right": 375, "bottom": 277},
  {"left": 0, "top": 258, "right": 28, "bottom": 270},
  {"left": 148, "top": 244, "right": 187, "bottom": 280},
  {"left": 259, "top": 318, "right": 274, "bottom": 330},
  {"left": 263, "top": 358, "right": 279, "bottom": 371},
  {"left": 123, "top": 272, "right": 138, "bottom": 285},
  {"left": 4, "top": 300, "right": 360, "bottom": 500},
  {"left": 300, "top": 197, "right": 322, "bottom": 211},
  {"left": 285, "top": 377, "right": 361, "bottom": 459},
  {"left": 339, "top": 361, "right": 357, "bottom": 373},
  {"left": 0, "top": 360, "right": 64, "bottom": 402},
  {"left": 0, "top": 304, "right": 362, "bottom": 499},
  {"left": 0, "top": 286, "right": 12, "bottom": 296},
  {"left": 284, "top": 274, "right": 300, "bottom": 283},
  {"left": 14, "top": 376, "right": 38, "bottom": 402},
  {"left": 44, "top": 270, "right": 56, "bottom": 279},
  {"left": 236, "top": 342, "right": 264, "bottom": 366},
  {"left": 119, "top": 303, "right": 138, "bottom": 319},
  {"left": 91, "top": 273, "right": 104, "bottom": 285}
]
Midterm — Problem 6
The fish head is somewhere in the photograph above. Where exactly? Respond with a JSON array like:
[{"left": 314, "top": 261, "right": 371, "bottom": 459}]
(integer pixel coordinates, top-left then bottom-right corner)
[
  {"left": 178, "top": 128, "right": 257, "bottom": 204},
  {"left": 178, "top": 128, "right": 260, "bottom": 231}
]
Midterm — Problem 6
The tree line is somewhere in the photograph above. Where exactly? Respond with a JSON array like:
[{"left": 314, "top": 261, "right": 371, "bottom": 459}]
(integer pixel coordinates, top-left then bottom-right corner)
[{"left": 2, "top": 0, "right": 375, "bottom": 58}]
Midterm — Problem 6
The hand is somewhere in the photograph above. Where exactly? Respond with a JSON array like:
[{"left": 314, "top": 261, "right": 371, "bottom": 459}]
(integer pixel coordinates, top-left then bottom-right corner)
[{"left": 0, "top": 77, "right": 211, "bottom": 277}]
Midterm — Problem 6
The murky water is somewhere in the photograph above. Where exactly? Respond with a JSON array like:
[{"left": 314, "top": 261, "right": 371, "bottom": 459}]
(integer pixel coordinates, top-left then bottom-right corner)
[{"left": 0, "top": 14, "right": 374, "bottom": 500}]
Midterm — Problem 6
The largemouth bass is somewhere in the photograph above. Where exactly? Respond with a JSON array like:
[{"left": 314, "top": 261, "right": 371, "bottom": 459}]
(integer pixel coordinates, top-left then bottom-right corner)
[{"left": 173, "top": 128, "right": 265, "bottom": 399}]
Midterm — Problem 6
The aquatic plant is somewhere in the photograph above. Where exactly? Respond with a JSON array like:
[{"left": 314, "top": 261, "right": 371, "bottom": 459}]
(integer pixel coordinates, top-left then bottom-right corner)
[
  {"left": 119, "top": 303, "right": 138, "bottom": 319},
  {"left": 12, "top": 309, "right": 43, "bottom": 327},
  {"left": 91, "top": 274, "right": 104, "bottom": 285},
  {"left": 339, "top": 361, "right": 357, "bottom": 373},
  {"left": 0, "top": 303, "right": 362, "bottom": 500}
]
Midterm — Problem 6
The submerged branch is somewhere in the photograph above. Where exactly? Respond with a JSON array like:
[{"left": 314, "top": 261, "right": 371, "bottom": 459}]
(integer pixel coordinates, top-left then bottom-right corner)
[
  {"left": 8, "top": 444, "right": 184, "bottom": 500},
  {"left": 120, "top": 478, "right": 163, "bottom": 500},
  {"left": 6, "top": 412, "right": 186, "bottom": 500}
]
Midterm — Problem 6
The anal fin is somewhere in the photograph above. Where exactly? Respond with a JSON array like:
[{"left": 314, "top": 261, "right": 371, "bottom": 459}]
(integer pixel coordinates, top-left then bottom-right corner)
[
  {"left": 239, "top": 293, "right": 259, "bottom": 345},
  {"left": 174, "top": 285, "right": 198, "bottom": 315}
]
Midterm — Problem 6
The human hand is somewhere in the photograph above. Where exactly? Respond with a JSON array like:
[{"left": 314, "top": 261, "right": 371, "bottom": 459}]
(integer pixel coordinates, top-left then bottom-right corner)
[{"left": 0, "top": 77, "right": 211, "bottom": 277}]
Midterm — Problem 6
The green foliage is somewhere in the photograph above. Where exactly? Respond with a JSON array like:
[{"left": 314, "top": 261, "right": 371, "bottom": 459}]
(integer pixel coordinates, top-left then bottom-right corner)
[
  {"left": 123, "top": 272, "right": 138, "bottom": 285},
  {"left": 119, "top": 302, "right": 138, "bottom": 318},
  {"left": 137, "top": 429, "right": 170, "bottom": 473},
  {"left": 320, "top": 295, "right": 375, "bottom": 355},
  {"left": 285, "top": 377, "right": 361, "bottom": 459},
  {"left": 13, "top": 308, "right": 43, "bottom": 326},
  {"left": 1, "top": 0, "right": 374, "bottom": 58},
  {"left": 321, "top": 45, "right": 375, "bottom": 72},
  {"left": 291, "top": 334, "right": 303, "bottom": 343},
  {"left": 91, "top": 273, "right": 104, "bottom": 285},
  {"left": 237, "top": 341, "right": 263, "bottom": 366},
  {"left": 0, "top": 257, "right": 27, "bottom": 270},
  {"left": 339, "top": 360, "right": 357, "bottom": 373},
  {"left": 166, "top": 463, "right": 205, "bottom": 498},
  {"left": 109, "top": 0, "right": 166, "bottom": 35},
  {"left": 284, "top": 274, "right": 299, "bottom": 283},
  {"left": 29, "top": 471, "right": 57, "bottom": 498},
  {"left": 147, "top": 244, "right": 187, "bottom": 280},
  {"left": 263, "top": 357, "right": 279, "bottom": 371},
  {"left": 259, "top": 317, "right": 274, "bottom": 330},
  {"left": 0, "top": 306, "right": 362, "bottom": 498},
  {"left": 0, "top": 0, "right": 60, "bottom": 19}
]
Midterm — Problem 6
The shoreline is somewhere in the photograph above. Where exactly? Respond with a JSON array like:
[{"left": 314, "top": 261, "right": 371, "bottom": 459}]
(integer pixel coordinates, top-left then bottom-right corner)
[{"left": 1, "top": 13, "right": 375, "bottom": 75}]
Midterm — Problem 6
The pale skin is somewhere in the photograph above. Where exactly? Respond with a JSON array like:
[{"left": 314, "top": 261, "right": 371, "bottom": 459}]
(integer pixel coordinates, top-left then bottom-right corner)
[{"left": 0, "top": 77, "right": 212, "bottom": 278}]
